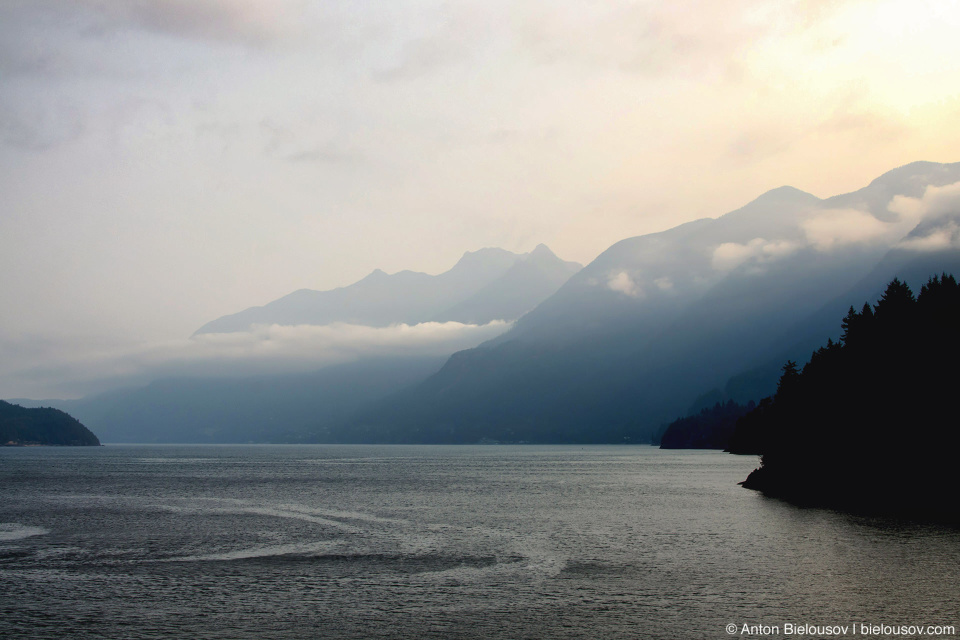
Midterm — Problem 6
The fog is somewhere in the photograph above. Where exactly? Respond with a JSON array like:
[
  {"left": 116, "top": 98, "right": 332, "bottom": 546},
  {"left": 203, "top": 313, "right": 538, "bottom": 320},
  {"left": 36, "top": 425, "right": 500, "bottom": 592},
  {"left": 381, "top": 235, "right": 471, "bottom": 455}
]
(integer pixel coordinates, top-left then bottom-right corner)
[{"left": 0, "top": 320, "right": 510, "bottom": 399}]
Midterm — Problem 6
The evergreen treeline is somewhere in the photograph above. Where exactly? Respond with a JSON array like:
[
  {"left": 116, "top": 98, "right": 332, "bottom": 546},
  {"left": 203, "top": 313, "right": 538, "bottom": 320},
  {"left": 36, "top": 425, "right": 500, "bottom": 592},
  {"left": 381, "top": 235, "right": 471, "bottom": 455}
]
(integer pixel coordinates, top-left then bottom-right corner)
[
  {"left": 0, "top": 400, "right": 101, "bottom": 446},
  {"left": 658, "top": 400, "right": 755, "bottom": 449},
  {"left": 734, "top": 274, "right": 960, "bottom": 518}
]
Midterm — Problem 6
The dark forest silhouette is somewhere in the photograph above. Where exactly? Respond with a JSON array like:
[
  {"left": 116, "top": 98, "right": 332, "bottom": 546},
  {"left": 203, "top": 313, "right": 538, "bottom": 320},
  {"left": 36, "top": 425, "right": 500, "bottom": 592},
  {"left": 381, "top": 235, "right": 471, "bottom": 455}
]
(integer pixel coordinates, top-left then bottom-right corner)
[
  {"left": 658, "top": 400, "right": 755, "bottom": 449},
  {"left": 733, "top": 274, "right": 960, "bottom": 519}
]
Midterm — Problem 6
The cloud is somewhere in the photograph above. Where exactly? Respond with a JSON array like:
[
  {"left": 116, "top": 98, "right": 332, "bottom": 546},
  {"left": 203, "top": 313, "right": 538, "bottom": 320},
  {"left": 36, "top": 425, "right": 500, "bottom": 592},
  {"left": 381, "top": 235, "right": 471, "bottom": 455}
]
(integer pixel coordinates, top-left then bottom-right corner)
[
  {"left": 513, "top": 1, "right": 759, "bottom": 77},
  {"left": 799, "top": 180, "right": 960, "bottom": 253},
  {"left": 0, "top": 1, "right": 307, "bottom": 49},
  {"left": 360, "top": 0, "right": 857, "bottom": 84},
  {"left": 607, "top": 270, "right": 641, "bottom": 297},
  {"left": 709, "top": 181, "right": 960, "bottom": 269},
  {"left": 188, "top": 321, "right": 511, "bottom": 364},
  {"left": 708, "top": 181, "right": 960, "bottom": 270},
  {"left": 897, "top": 223, "right": 960, "bottom": 252},
  {"left": 373, "top": 34, "right": 474, "bottom": 82},
  {"left": 888, "top": 180, "right": 960, "bottom": 222},
  {"left": 712, "top": 238, "right": 799, "bottom": 271},
  {"left": 800, "top": 208, "right": 895, "bottom": 250},
  {"left": 510, "top": 0, "right": 860, "bottom": 78},
  {"left": 284, "top": 146, "right": 357, "bottom": 164},
  {"left": 0, "top": 100, "right": 86, "bottom": 150},
  {"left": 0, "top": 321, "right": 511, "bottom": 399},
  {"left": 889, "top": 181, "right": 960, "bottom": 252},
  {"left": 816, "top": 107, "right": 906, "bottom": 141},
  {"left": 726, "top": 129, "right": 792, "bottom": 163},
  {"left": 654, "top": 277, "right": 674, "bottom": 291},
  {"left": 120, "top": 0, "right": 306, "bottom": 44},
  {"left": 71, "top": 0, "right": 309, "bottom": 46}
]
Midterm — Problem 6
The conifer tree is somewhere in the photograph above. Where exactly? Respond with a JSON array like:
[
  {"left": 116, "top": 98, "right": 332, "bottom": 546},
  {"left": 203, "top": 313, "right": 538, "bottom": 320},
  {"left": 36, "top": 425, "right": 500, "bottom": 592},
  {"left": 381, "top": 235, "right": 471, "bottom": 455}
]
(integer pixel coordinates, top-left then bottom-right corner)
[{"left": 775, "top": 361, "right": 799, "bottom": 398}]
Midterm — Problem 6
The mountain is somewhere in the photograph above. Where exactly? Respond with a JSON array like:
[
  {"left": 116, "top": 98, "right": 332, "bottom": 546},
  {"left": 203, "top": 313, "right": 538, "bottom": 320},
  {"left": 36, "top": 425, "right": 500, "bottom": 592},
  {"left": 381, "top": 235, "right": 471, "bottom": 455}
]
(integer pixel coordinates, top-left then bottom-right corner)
[
  {"left": 13, "top": 357, "right": 446, "bottom": 444},
  {"left": 718, "top": 244, "right": 960, "bottom": 406},
  {"left": 12, "top": 245, "right": 582, "bottom": 444},
  {"left": 195, "top": 245, "right": 581, "bottom": 334},
  {"left": 0, "top": 400, "right": 100, "bottom": 446},
  {"left": 341, "top": 161, "right": 960, "bottom": 444}
]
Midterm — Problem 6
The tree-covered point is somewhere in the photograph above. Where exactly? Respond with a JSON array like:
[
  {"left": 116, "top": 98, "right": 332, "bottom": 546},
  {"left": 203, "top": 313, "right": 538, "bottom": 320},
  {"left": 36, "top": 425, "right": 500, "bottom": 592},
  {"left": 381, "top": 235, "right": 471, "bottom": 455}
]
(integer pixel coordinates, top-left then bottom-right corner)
[
  {"left": 735, "top": 274, "right": 960, "bottom": 520},
  {"left": 658, "top": 400, "right": 755, "bottom": 449},
  {"left": 0, "top": 400, "right": 101, "bottom": 446}
]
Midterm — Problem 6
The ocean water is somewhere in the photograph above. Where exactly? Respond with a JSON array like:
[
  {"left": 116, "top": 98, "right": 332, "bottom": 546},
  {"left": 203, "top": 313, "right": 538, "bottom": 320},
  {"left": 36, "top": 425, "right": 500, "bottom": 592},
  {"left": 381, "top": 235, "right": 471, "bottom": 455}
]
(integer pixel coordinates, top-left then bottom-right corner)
[{"left": 1, "top": 445, "right": 958, "bottom": 639}]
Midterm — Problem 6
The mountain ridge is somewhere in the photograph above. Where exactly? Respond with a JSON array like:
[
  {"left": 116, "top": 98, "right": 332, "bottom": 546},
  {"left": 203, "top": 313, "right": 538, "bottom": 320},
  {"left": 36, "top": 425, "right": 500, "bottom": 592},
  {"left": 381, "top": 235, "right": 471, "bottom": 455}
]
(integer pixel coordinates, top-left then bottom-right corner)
[
  {"left": 195, "top": 245, "right": 581, "bottom": 335},
  {"left": 340, "top": 160, "right": 960, "bottom": 444},
  {"left": 13, "top": 161, "right": 960, "bottom": 445}
]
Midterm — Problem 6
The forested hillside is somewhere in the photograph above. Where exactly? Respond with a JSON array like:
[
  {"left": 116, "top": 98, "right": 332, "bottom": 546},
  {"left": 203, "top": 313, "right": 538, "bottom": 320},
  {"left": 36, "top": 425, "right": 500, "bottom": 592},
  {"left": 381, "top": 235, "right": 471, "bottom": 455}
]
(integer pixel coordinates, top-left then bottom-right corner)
[
  {"left": 658, "top": 400, "right": 755, "bottom": 449},
  {"left": 735, "top": 275, "right": 960, "bottom": 519},
  {"left": 0, "top": 401, "right": 100, "bottom": 446}
]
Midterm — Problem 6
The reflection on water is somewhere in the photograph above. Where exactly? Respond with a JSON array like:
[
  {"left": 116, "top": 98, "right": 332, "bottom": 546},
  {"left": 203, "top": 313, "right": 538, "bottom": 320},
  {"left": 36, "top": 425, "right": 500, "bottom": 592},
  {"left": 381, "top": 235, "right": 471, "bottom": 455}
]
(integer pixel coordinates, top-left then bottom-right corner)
[{"left": 1, "top": 445, "right": 958, "bottom": 639}]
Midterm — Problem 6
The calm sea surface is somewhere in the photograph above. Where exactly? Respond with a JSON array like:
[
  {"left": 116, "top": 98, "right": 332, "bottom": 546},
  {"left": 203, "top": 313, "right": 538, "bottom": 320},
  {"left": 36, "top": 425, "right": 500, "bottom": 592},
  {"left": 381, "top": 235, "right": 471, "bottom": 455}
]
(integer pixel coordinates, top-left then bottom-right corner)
[{"left": 1, "top": 445, "right": 958, "bottom": 639}]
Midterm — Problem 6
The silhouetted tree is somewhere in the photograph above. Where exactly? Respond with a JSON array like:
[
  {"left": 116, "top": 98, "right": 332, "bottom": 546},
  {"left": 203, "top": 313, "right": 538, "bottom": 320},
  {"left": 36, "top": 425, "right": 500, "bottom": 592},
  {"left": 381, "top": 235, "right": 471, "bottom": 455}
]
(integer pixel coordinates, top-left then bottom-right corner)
[{"left": 775, "top": 361, "right": 800, "bottom": 398}]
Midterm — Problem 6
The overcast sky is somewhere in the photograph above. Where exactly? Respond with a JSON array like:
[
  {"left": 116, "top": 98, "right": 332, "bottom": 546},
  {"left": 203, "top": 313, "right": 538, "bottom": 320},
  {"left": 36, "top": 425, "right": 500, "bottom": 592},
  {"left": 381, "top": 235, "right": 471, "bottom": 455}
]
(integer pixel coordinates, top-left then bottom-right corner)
[{"left": 3, "top": 0, "right": 960, "bottom": 397}]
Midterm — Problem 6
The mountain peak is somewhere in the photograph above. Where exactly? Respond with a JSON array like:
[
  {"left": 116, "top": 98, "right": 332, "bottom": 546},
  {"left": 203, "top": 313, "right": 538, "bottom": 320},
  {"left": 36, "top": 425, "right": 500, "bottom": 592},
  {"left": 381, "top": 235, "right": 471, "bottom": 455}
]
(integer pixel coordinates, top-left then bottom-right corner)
[
  {"left": 528, "top": 243, "right": 555, "bottom": 258},
  {"left": 753, "top": 185, "right": 819, "bottom": 204},
  {"left": 457, "top": 246, "right": 517, "bottom": 260},
  {"left": 361, "top": 268, "right": 388, "bottom": 281},
  {"left": 866, "top": 160, "right": 958, "bottom": 191},
  {"left": 523, "top": 244, "right": 581, "bottom": 272},
  {"left": 450, "top": 247, "right": 521, "bottom": 274}
]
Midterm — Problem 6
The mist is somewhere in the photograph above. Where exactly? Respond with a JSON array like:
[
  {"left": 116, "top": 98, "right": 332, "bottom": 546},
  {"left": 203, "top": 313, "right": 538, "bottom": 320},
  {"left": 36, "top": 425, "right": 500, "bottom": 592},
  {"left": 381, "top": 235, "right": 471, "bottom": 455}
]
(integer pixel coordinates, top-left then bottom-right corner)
[{"left": 0, "top": 320, "right": 510, "bottom": 399}]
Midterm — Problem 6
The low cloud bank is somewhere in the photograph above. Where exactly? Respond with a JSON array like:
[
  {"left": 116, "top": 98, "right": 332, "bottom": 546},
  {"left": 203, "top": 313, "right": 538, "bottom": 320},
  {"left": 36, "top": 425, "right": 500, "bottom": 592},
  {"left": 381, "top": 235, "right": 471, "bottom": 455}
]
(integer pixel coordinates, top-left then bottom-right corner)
[
  {"left": 712, "top": 238, "right": 798, "bottom": 271},
  {"left": 890, "top": 181, "right": 960, "bottom": 252},
  {"left": 801, "top": 208, "right": 902, "bottom": 250},
  {"left": 595, "top": 181, "right": 960, "bottom": 298},
  {"left": 0, "top": 320, "right": 512, "bottom": 400},
  {"left": 712, "top": 181, "right": 960, "bottom": 271}
]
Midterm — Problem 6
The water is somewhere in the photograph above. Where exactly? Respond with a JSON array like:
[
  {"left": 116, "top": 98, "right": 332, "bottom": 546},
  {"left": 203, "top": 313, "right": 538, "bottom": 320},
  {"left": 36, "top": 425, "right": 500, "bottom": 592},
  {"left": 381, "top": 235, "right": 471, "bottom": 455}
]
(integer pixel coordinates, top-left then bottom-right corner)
[{"left": 1, "top": 445, "right": 958, "bottom": 639}]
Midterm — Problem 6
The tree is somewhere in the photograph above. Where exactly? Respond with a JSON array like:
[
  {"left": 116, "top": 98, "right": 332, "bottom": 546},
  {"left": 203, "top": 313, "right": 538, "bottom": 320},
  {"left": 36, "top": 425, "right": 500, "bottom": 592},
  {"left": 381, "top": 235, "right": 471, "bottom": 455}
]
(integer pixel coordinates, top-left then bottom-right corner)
[
  {"left": 775, "top": 360, "right": 799, "bottom": 398},
  {"left": 840, "top": 305, "right": 857, "bottom": 345},
  {"left": 874, "top": 277, "right": 915, "bottom": 319}
]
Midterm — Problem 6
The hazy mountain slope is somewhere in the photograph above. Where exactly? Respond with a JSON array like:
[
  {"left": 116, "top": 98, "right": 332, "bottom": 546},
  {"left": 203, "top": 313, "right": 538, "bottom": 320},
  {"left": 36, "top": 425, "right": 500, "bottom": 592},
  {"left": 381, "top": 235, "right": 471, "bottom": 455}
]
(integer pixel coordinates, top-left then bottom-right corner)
[
  {"left": 346, "top": 250, "right": 884, "bottom": 443},
  {"left": 344, "top": 161, "right": 960, "bottom": 444},
  {"left": 196, "top": 246, "right": 581, "bottom": 334},
  {"left": 498, "top": 186, "right": 824, "bottom": 344},
  {"left": 503, "top": 161, "right": 959, "bottom": 346},
  {"left": 17, "top": 357, "right": 445, "bottom": 443},
  {"left": 720, "top": 245, "right": 960, "bottom": 404},
  {"left": 431, "top": 244, "right": 582, "bottom": 325},
  {"left": 13, "top": 245, "right": 583, "bottom": 444}
]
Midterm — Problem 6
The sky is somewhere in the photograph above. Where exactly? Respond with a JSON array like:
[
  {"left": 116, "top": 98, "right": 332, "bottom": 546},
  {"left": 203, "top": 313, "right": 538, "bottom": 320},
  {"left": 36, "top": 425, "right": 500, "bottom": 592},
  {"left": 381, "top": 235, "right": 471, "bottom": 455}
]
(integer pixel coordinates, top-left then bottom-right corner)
[{"left": 2, "top": 0, "right": 960, "bottom": 398}]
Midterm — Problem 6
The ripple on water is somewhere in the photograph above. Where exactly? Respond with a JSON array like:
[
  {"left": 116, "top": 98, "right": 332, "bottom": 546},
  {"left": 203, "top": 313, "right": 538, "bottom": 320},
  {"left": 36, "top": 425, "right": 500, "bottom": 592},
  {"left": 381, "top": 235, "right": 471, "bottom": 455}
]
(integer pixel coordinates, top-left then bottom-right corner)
[{"left": 0, "top": 523, "right": 49, "bottom": 542}]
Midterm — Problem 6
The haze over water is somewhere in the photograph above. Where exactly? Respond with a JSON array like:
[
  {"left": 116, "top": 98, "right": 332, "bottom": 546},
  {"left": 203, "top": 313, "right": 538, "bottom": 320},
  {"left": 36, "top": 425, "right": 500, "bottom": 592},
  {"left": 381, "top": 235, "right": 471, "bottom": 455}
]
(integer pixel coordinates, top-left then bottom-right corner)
[{"left": 2, "top": 445, "right": 957, "bottom": 639}]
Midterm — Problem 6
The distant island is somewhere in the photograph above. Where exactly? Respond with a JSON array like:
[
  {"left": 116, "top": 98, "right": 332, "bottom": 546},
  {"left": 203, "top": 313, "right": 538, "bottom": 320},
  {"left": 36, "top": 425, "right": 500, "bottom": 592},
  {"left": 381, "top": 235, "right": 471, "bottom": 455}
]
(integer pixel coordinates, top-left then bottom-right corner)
[
  {"left": 0, "top": 400, "right": 101, "bottom": 446},
  {"left": 733, "top": 274, "right": 960, "bottom": 521}
]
